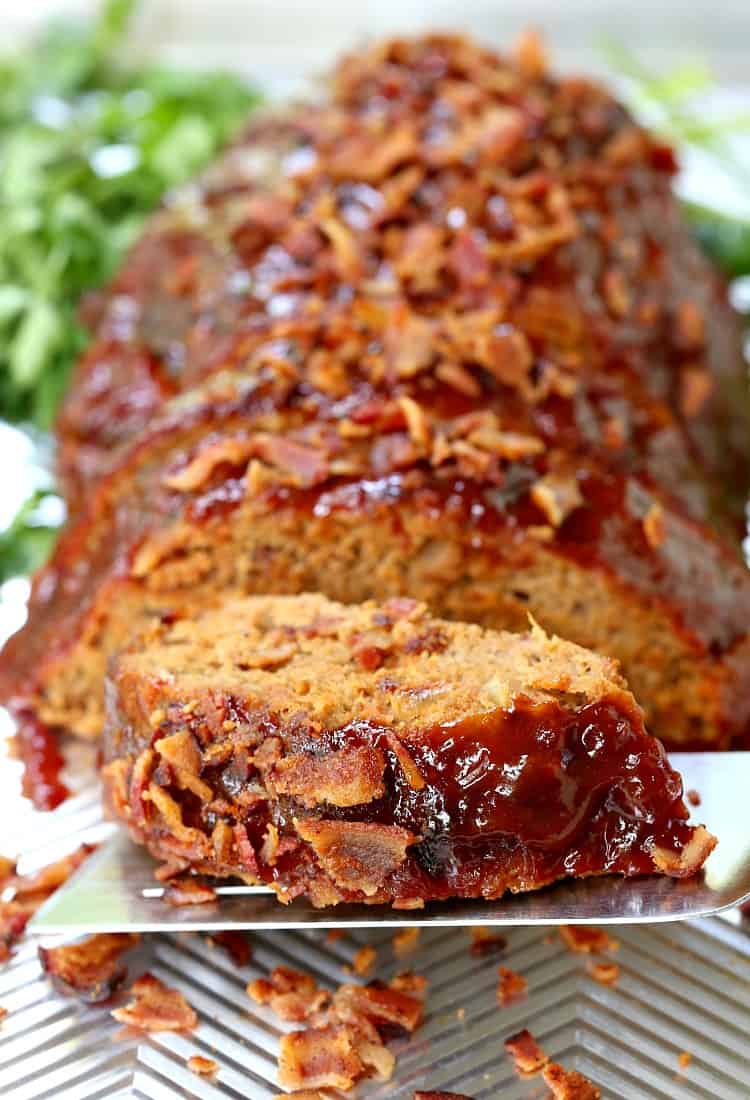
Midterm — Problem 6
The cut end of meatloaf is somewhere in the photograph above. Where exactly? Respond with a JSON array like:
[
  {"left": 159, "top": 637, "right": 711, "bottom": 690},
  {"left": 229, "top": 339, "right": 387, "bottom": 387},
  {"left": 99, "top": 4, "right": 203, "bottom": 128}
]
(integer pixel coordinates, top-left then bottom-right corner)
[{"left": 101, "top": 593, "right": 715, "bottom": 908}]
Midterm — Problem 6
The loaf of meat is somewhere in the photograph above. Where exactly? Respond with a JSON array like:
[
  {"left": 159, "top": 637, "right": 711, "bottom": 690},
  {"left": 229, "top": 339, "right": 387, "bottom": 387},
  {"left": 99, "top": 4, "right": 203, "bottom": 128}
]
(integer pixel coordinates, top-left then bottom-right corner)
[
  {"left": 2, "top": 32, "right": 750, "bottom": 748},
  {"left": 102, "top": 593, "right": 715, "bottom": 907}
]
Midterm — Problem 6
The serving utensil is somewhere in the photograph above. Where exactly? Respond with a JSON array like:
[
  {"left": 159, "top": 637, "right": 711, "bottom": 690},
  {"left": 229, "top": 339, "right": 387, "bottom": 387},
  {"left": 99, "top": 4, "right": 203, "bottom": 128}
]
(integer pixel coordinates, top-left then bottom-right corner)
[{"left": 28, "top": 752, "right": 750, "bottom": 933}]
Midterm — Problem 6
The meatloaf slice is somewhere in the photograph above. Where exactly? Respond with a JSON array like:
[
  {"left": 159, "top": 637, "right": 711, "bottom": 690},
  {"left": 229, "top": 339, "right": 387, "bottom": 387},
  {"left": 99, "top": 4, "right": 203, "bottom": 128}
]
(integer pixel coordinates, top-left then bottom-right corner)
[{"left": 102, "top": 593, "right": 715, "bottom": 908}]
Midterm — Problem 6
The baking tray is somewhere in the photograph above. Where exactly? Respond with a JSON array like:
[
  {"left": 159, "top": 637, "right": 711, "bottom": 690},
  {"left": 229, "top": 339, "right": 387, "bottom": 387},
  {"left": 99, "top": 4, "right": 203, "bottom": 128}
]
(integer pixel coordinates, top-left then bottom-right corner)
[{"left": 1, "top": 729, "right": 749, "bottom": 1100}]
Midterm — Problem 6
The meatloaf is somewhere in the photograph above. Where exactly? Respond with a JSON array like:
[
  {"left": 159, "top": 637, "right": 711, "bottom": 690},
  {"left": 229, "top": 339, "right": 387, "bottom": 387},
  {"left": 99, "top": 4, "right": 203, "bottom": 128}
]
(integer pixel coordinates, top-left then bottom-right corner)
[
  {"left": 102, "top": 594, "right": 715, "bottom": 906},
  {"left": 2, "top": 32, "right": 750, "bottom": 749}
]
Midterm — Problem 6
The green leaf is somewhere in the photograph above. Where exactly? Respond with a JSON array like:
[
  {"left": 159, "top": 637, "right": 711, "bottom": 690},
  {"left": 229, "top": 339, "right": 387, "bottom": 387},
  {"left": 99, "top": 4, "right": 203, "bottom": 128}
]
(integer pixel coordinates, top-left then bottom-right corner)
[{"left": 9, "top": 300, "right": 61, "bottom": 388}]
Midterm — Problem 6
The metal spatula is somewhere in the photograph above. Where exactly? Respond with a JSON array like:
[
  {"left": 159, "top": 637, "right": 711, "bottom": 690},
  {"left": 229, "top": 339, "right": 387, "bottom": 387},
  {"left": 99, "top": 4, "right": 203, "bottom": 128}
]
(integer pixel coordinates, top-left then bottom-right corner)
[{"left": 28, "top": 753, "right": 750, "bottom": 932}]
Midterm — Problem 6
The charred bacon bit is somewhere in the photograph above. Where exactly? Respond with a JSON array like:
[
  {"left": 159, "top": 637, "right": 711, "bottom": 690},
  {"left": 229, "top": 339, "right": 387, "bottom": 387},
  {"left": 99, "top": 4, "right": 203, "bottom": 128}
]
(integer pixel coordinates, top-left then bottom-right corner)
[
  {"left": 496, "top": 965, "right": 528, "bottom": 1006},
  {"left": 207, "top": 931, "right": 252, "bottom": 967},
  {"left": 277, "top": 1025, "right": 364, "bottom": 1091},
  {"left": 586, "top": 960, "right": 620, "bottom": 986},
  {"left": 559, "top": 926, "right": 619, "bottom": 954},
  {"left": 271, "top": 746, "right": 386, "bottom": 808},
  {"left": 651, "top": 825, "right": 717, "bottom": 877},
  {"left": 163, "top": 877, "right": 217, "bottom": 907},
  {"left": 352, "top": 945, "right": 377, "bottom": 976},
  {"left": 504, "top": 1028, "right": 549, "bottom": 1076},
  {"left": 333, "top": 982, "right": 424, "bottom": 1036},
  {"left": 543, "top": 1062, "right": 601, "bottom": 1099},
  {"left": 39, "top": 933, "right": 139, "bottom": 1003},
  {"left": 294, "top": 818, "right": 416, "bottom": 897},
  {"left": 469, "top": 927, "right": 507, "bottom": 958},
  {"left": 392, "top": 927, "right": 420, "bottom": 957},
  {"left": 414, "top": 1092, "right": 476, "bottom": 1099},
  {"left": 187, "top": 1054, "right": 218, "bottom": 1078},
  {"left": 112, "top": 972, "right": 198, "bottom": 1032}
]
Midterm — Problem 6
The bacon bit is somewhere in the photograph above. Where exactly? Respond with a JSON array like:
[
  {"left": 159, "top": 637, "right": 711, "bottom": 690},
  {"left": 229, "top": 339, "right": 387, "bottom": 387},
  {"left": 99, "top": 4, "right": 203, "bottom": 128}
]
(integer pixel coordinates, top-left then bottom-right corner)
[
  {"left": 154, "top": 857, "right": 190, "bottom": 881},
  {"left": 398, "top": 395, "right": 432, "bottom": 451},
  {"left": 686, "top": 789, "right": 701, "bottom": 808},
  {"left": 187, "top": 1055, "right": 218, "bottom": 1078},
  {"left": 389, "top": 971, "right": 427, "bottom": 997},
  {"left": 249, "top": 966, "right": 330, "bottom": 1024},
  {"left": 320, "top": 216, "right": 362, "bottom": 282},
  {"left": 414, "top": 1093, "right": 476, "bottom": 1099},
  {"left": 10, "top": 844, "right": 94, "bottom": 899},
  {"left": 39, "top": 933, "right": 138, "bottom": 1002},
  {"left": 513, "top": 28, "right": 548, "bottom": 79},
  {"left": 383, "top": 733, "right": 426, "bottom": 791},
  {"left": 0, "top": 856, "right": 16, "bottom": 886},
  {"left": 496, "top": 965, "right": 528, "bottom": 1005},
  {"left": 164, "top": 436, "right": 256, "bottom": 492},
  {"left": 394, "top": 223, "right": 446, "bottom": 293},
  {"left": 602, "top": 268, "right": 631, "bottom": 318},
  {"left": 129, "top": 749, "right": 155, "bottom": 824},
  {"left": 543, "top": 1062, "right": 601, "bottom": 1099},
  {"left": 435, "top": 361, "right": 482, "bottom": 397},
  {"left": 207, "top": 931, "right": 252, "bottom": 967},
  {"left": 384, "top": 306, "right": 434, "bottom": 378},
  {"left": 651, "top": 825, "right": 717, "bottom": 877},
  {"left": 586, "top": 960, "right": 620, "bottom": 986},
  {"left": 146, "top": 784, "right": 209, "bottom": 855},
  {"left": 447, "top": 229, "right": 491, "bottom": 290},
  {"left": 112, "top": 973, "right": 198, "bottom": 1032},
  {"left": 253, "top": 434, "right": 329, "bottom": 488},
  {"left": 642, "top": 501, "right": 666, "bottom": 549},
  {"left": 326, "top": 929, "right": 345, "bottom": 943},
  {"left": 278, "top": 1025, "right": 364, "bottom": 1091},
  {"left": 673, "top": 301, "right": 705, "bottom": 352},
  {"left": 504, "top": 1028, "right": 549, "bottom": 1076},
  {"left": 603, "top": 126, "right": 646, "bottom": 167},
  {"left": 246, "top": 977, "right": 274, "bottom": 1004},
  {"left": 559, "top": 926, "right": 619, "bottom": 954},
  {"left": 468, "top": 426, "right": 544, "bottom": 461},
  {"left": 333, "top": 982, "right": 424, "bottom": 1035},
  {"left": 680, "top": 366, "right": 714, "bottom": 419},
  {"left": 483, "top": 325, "right": 533, "bottom": 390},
  {"left": 469, "top": 927, "right": 507, "bottom": 957},
  {"left": 211, "top": 820, "right": 234, "bottom": 865},
  {"left": 272, "top": 746, "right": 386, "bottom": 808},
  {"left": 353, "top": 945, "right": 377, "bottom": 976},
  {"left": 163, "top": 876, "right": 217, "bottom": 908},
  {"left": 0, "top": 1006, "right": 6, "bottom": 1023},
  {"left": 233, "top": 823, "right": 261, "bottom": 878},
  {"left": 154, "top": 729, "right": 200, "bottom": 775},
  {"left": 294, "top": 818, "right": 416, "bottom": 897},
  {"left": 677, "top": 1051, "right": 693, "bottom": 1071},
  {"left": 392, "top": 927, "right": 420, "bottom": 957},
  {"left": 531, "top": 473, "right": 583, "bottom": 527}
]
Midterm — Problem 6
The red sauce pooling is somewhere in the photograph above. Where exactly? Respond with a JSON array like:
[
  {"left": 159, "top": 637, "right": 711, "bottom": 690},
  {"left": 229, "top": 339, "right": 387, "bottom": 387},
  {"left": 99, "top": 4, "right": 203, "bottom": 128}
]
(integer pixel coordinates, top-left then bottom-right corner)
[{"left": 15, "top": 713, "right": 69, "bottom": 811}]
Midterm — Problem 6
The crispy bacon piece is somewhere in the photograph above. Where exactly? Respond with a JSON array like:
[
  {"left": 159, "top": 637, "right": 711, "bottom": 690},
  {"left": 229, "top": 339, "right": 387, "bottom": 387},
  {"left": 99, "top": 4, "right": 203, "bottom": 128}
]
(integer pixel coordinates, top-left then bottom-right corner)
[
  {"left": 504, "top": 1028, "right": 549, "bottom": 1076},
  {"left": 39, "top": 933, "right": 139, "bottom": 1003},
  {"left": 392, "top": 927, "right": 420, "bottom": 957},
  {"left": 543, "top": 1062, "right": 601, "bottom": 1099},
  {"left": 163, "top": 877, "right": 217, "bottom": 907},
  {"left": 187, "top": 1055, "right": 218, "bottom": 1077},
  {"left": 586, "top": 960, "right": 620, "bottom": 986},
  {"left": 469, "top": 927, "right": 507, "bottom": 957},
  {"left": 294, "top": 818, "right": 416, "bottom": 896},
  {"left": 559, "top": 926, "right": 619, "bottom": 954},
  {"left": 414, "top": 1092, "right": 476, "bottom": 1099},
  {"left": 207, "top": 931, "right": 252, "bottom": 967},
  {"left": 271, "top": 746, "right": 386, "bottom": 808},
  {"left": 389, "top": 971, "right": 428, "bottom": 997},
  {"left": 352, "top": 945, "right": 377, "bottom": 976},
  {"left": 496, "top": 965, "right": 527, "bottom": 1005},
  {"left": 112, "top": 972, "right": 198, "bottom": 1032},
  {"left": 247, "top": 966, "right": 330, "bottom": 1023},
  {"left": 651, "top": 826, "right": 717, "bottom": 877},
  {"left": 277, "top": 1025, "right": 364, "bottom": 1091},
  {"left": 333, "top": 981, "right": 424, "bottom": 1036}
]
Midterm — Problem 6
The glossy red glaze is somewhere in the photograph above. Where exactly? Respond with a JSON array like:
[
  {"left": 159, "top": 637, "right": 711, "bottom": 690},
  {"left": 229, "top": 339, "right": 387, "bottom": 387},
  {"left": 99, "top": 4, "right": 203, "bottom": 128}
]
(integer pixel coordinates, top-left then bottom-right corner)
[{"left": 15, "top": 714, "right": 69, "bottom": 811}]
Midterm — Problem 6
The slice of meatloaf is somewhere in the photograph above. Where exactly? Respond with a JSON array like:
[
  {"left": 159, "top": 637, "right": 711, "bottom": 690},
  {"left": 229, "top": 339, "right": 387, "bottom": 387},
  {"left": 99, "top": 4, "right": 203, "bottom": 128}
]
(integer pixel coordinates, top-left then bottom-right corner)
[
  {"left": 101, "top": 594, "right": 715, "bottom": 908},
  {"left": 2, "top": 32, "right": 750, "bottom": 750}
]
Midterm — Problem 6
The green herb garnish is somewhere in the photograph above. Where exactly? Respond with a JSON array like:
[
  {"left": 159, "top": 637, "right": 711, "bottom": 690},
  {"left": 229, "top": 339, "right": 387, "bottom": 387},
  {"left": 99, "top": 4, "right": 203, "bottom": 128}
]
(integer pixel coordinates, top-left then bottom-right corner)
[{"left": 0, "top": 0, "right": 259, "bottom": 429}]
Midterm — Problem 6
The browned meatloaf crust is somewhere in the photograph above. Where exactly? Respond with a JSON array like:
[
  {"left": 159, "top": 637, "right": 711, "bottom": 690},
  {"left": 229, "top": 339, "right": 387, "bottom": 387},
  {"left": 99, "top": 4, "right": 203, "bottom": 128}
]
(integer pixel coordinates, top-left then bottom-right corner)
[
  {"left": 2, "top": 32, "right": 750, "bottom": 748},
  {"left": 101, "top": 594, "right": 715, "bottom": 907}
]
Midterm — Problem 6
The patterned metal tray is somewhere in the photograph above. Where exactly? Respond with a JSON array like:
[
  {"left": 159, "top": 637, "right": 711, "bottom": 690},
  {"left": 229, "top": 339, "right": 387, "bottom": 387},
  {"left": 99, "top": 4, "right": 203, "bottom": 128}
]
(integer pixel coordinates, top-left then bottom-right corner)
[{"left": 1, "top": 734, "right": 749, "bottom": 1100}]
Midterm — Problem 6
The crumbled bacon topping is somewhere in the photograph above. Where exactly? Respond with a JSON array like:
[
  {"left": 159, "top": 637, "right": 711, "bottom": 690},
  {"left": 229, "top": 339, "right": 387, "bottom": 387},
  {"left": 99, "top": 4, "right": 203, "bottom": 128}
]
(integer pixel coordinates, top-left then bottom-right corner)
[
  {"left": 585, "top": 960, "right": 620, "bottom": 986},
  {"left": 543, "top": 1062, "right": 601, "bottom": 1099},
  {"left": 559, "top": 926, "right": 619, "bottom": 954},
  {"left": 651, "top": 825, "right": 717, "bottom": 878},
  {"left": 496, "top": 965, "right": 528, "bottom": 1005},
  {"left": 39, "top": 933, "right": 139, "bottom": 1002},
  {"left": 163, "top": 877, "right": 217, "bottom": 907},
  {"left": 294, "top": 818, "right": 416, "bottom": 897},
  {"left": 1, "top": 845, "right": 94, "bottom": 964},
  {"left": 504, "top": 1028, "right": 549, "bottom": 1075},
  {"left": 187, "top": 1055, "right": 218, "bottom": 1077},
  {"left": 392, "top": 927, "right": 420, "bottom": 957},
  {"left": 469, "top": 927, "right": 507, "bottom": 957},
  {"left": 112, "top": 973, "right": 198, "bottom": 1032},
  {"left": 352, "top": 945, "right": 377, "bottom": 976},
  {"left": 270, "top": 746, "right": 386, "bottom": 808}
]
